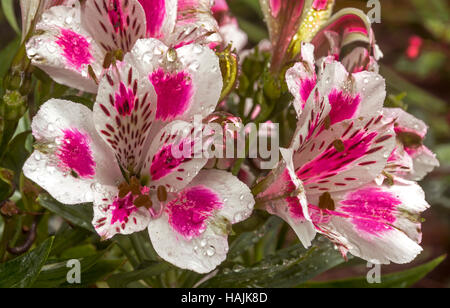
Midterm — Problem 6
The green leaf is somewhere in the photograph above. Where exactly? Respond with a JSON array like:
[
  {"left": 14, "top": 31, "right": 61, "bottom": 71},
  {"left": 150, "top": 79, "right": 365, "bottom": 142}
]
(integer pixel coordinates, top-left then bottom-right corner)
[
  {"left": 32, "top": 245, "right": 115, "bottom": 288},
  {"left": 1, "top": 131, "right": 31, "bottom": 186},
  {"left": 0, "top": 37, "right": 20, "bottom": 82},
  {"left": 200, "top": 237, "right": 346, "bottom": 288},
  {"left": 60, "top": 260, "right": 123, "bottom": 288},
  {"left": 0, "top": 237, "right": 54, "bottom": 288},
  {"left": 0, "top": 167, "right": 14, "bottom": 201},
  {"left": 380, "top": 64, "right": 448, "bottom": 114},
  {"left": 299, "top": 255, "right": 446, "bottom": 288},
  {"left": 50, "top": 225, "right": 93, "bottom": 257},
  {"left": 1, "top": 0, "right": 20, "bottom": 34},
  {"left": 38, "top": 194, "right": 95, "bottom": 232},
  {"left": 228, "top": 215, "right": 279, "bottom": 260},
  {"left": 107, "top": 261, "right": 171, "bottom": 288}
]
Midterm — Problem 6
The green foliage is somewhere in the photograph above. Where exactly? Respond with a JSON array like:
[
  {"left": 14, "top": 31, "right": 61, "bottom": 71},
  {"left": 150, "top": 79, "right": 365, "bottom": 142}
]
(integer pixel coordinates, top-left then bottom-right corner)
[
  {"left": 1, "top": 0, "right": 20, "bottom": 34},
  {"left": 38, "top": 194, "right": 95, "bottom": 232},
  {"left": 0, "top": 237, "right": 54, "bottom": 288},
  {"left": 200, "top": 237, "right": 347, "bottom": 288},
  {"left": 299, "top": 255, "right": 446, "bottom": 288}
]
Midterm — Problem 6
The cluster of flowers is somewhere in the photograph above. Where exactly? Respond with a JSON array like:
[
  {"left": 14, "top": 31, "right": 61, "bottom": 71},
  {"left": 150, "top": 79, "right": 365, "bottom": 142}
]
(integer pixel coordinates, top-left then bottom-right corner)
[{"left": 22, "top": 0, "right": 439, "bottom": 273}]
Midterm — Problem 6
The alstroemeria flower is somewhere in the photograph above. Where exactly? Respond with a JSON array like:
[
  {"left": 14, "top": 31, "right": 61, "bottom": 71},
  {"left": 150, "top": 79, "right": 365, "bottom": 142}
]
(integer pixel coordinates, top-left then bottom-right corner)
[
  {"left": 382, "top": 108, "right": 439, "bottom": 181},
  {"left": 212, "top": 0, "right": 248, "bottom": 52},
  {"left": 25, "top": 0, "right": 220, "bottom": 93},
  {"left": 257, "top": 44, "right": 431, "bottom": 264},
  {"left": 285, "top": 43, "right": 385, "bottom": 118},
  {"left": 24, "top": 39, "right": 254, "bottom": 273},
  {"left": 260, "top": 0, "right": 379, "bottom": 74}
]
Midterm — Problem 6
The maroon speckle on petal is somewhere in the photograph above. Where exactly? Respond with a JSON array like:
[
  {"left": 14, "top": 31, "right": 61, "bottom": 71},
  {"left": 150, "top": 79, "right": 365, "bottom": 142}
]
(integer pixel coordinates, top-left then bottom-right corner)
[
  {"left": 114, "top": 82, "right": 136, "bottom": 116},
  {"left": 299, "top": 77, "right": 316, "bottom": 106}
]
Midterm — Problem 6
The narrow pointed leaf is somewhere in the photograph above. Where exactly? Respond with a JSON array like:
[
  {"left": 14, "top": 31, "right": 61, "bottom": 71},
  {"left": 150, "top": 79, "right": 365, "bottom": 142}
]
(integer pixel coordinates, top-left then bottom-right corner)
[{"left": 0, "top": 237, "right": 54, "bottom": 288}]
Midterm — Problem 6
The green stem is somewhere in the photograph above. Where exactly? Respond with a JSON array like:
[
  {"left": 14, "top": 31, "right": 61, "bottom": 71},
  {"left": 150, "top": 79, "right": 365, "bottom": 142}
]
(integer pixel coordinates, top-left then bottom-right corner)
[
  {"left": 130, "top": 233, "right": 148, "bottom": 263},
  {"left": 0, "top": 216, "right": 17, "bottom": 261},
  {"left": 115, "top": 237, "right": 139, "bottom": 269}
]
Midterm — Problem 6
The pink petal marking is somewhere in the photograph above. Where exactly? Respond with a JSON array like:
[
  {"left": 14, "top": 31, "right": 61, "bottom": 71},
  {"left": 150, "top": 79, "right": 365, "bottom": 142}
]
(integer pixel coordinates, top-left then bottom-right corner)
[
  {"left": 286, "top": 196, "right": 306, "bottom": 220},
  {"left": 57, "top": 128, "right": 96, "bottom": 178},
  {"left": 114, "top": 82, "right": 136, "bottom": 116},
  {"left": 339, "top": 187, "right": 399, "bottom": 236},
  {"left": 269, "top": 0, "right": 281, "bottom": 17},
  {"left": 212, "top": 0, "right": 229, "bottom": 14},
  {"left": 150, "top": 139, "right": 193, "bottom": 181},
  {"left": 138, "top": 0, "right": 166, "bottom": 38},
  {"left": 110, "top": 193, "right": 138, "bottom": 225},
  {"left": 312, "top": 0, "right": 330, "bottom": 10},
  {"left": 312, "top": 14, "right": 369, "bottom": 55},
  {"left": 328, "top": 89, "right": 361, "bottom": 125},
  {"left": 55, "top": 28, "right": 93, "bottom": 71},
  {"left": 299, "top": 77, "right": 317, "bottom": 106},
  {"left": 297, "top": 130, "right": 378, "bottom": 185},
  {"left": 149, "top": 68, "right": 193, "bottom": 121},
  {"left": 166, "top": 186, "right": 223, "bottom": 240}
]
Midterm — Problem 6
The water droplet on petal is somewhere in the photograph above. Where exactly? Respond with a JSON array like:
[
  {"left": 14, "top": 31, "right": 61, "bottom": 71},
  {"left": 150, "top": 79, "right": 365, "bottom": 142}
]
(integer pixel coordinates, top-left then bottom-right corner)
[
  {"left": 206, "top": 246, "right": 216, "bottom": 257},
  {"left": 200, "top": 239, "right": 207, "bottom": 247}
]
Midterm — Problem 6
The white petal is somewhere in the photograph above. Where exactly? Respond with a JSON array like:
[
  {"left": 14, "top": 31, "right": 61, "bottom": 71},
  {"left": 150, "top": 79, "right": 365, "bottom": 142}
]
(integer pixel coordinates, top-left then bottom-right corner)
[
  {"left": 317, "top": 61, "right": 349, "bottom": 98},
  {"left": 319, "top": 180, "right": 430, "bottom": 264},
  {"left": 258, "top": 148, "right": 315, "bottom": 247},
  {"left": 149, "top": 214, "right": 229, "bottom": 273},
  {"left": 26, "top": 4, "right": 105, "bottom": 93},
  {"left": 82, "top": 0, "right": 146, "bottom": 53},
  {"left": 352, "top": 70, "right": 386, "bottom": 118},
  {"left": 286, "top": 43, "right": 317, "bottom": 115},
  {"left": 127, "top": 39, "right": 222, "bottom": 123},
  {"left": 294, "top": 115, "right": 396, "bottom": 194},
  {"left": 168, "top": 0, "right": 222, "bottom": 47},
  {"left": 92, "top": 185, "right": 152, "bottom": 239},
  {"left": 408, "top": 146, "right": 439, "bottom": 181},
  {"left": 93, "top": 60, "right": 157, "bottom": 172},
  {"left": 141, "top": 120, "right": 210, "bottom": 193},
  {"left": 219, "top": 23, "right": 248, "bottom": 53},
  {"left": 188, "top": 169, "right": 255, "bottom": 224},
  {"left": 324, "top": 218, "right": 422, "bottom": 264},
  {"left": 23, "top": 99, "right": 122, "bottom": 205}
]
